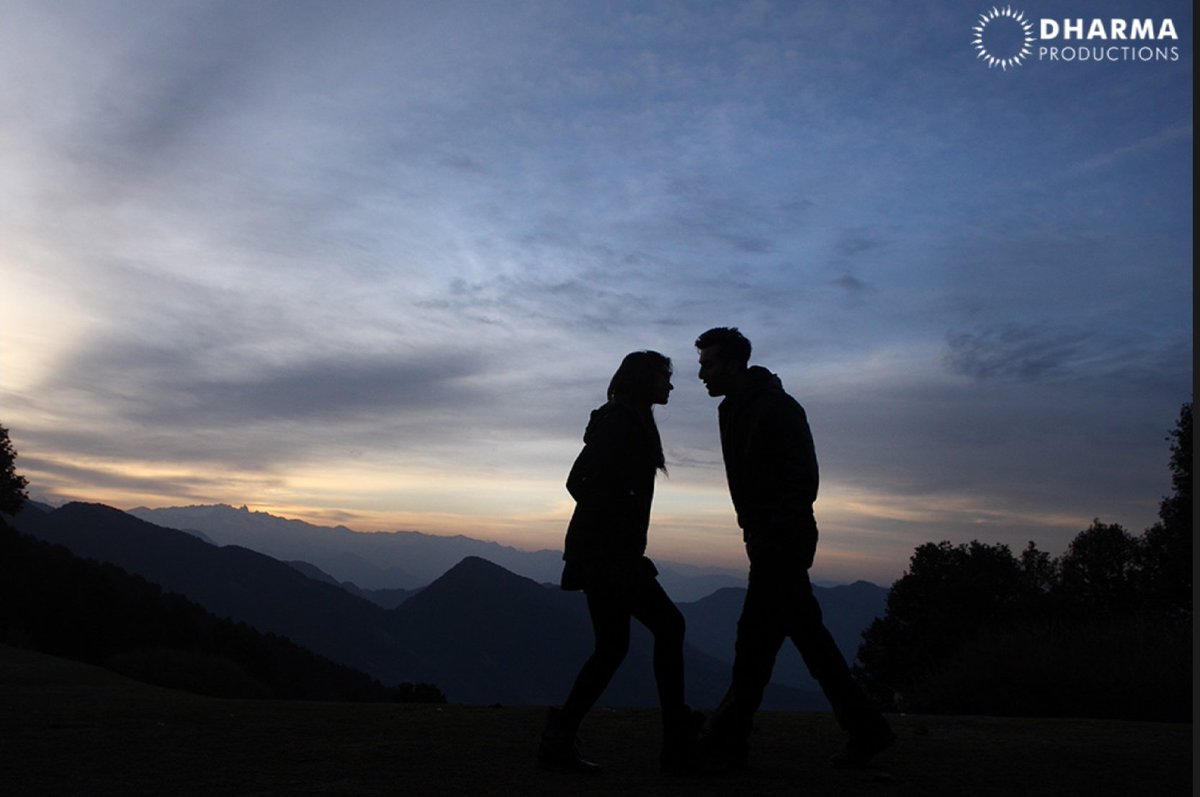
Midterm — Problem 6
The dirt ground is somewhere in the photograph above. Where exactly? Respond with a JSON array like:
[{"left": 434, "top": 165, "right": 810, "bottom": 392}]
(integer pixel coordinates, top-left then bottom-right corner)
[{"left": 0, "top": 644, "right": 1190, "bottom": 796}]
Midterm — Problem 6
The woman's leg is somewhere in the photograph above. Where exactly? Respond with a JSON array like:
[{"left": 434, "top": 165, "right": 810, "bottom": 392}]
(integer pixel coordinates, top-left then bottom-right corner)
[
  {"left": 560, "top": 585, "right": 632, "bottom": 725},
  {"left": 540, "top": 585, "right": 631, "bottom": 773},
  {"left": 629, "top": 573, "right": 705, "bottom": 771},
  {"left": 628, "top": 575, "right": 686, "bottom": 711}
]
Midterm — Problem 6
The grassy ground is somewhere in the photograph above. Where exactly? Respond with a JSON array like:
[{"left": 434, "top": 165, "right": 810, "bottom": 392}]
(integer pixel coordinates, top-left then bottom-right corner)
[{"left": 1, "top": 644, "right": 1190, "bottom": 796}]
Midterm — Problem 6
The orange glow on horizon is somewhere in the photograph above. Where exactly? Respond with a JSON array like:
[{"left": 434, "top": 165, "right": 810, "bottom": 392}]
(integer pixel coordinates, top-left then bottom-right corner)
[{"left": 19, "top": 447, "right": 1114, "bottom": 588}]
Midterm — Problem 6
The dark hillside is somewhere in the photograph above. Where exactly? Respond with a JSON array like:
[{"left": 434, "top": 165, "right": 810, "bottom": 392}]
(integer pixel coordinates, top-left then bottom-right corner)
[
  {"left": 14, "top": 502, "right": 414, "bottom": 684},
  {"left": 287, "top": 559, "right": 418, "bottom": 608},
  {"left": 1, "top": 643, "right": 1189, "bottom": 796},
  {"left": 0, "top": 521, "right": 401, "bottom": 701},
  {"left": 388, "top": 556, "right": 587, "bottom": 704}
]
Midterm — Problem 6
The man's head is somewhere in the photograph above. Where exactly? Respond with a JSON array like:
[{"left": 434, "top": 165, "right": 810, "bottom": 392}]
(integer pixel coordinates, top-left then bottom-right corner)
[{"left": 695, "top": 327, "right": 751, "bottom": 397}]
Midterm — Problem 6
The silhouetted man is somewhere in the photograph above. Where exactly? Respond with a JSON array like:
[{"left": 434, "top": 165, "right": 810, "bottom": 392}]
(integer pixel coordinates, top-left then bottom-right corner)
[{"left": 695, "top": 326, "right": 893, "bottom": 770}]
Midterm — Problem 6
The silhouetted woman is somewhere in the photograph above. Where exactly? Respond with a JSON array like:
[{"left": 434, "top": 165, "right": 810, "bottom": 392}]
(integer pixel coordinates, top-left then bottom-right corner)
[{"left": 538, "top": 351, "right": 700, "bottom": 774}]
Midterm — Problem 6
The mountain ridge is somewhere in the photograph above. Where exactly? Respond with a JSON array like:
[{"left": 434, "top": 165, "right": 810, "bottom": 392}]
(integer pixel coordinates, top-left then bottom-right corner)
[
  {"left": 127, "top": 503, "right": 757, "bottom": 601},
  {"left": 126, "top": 504, "right": 889, "bottom": 689},
  {"left": 12, "top": 502, "right": 832, "bottom": 708}
]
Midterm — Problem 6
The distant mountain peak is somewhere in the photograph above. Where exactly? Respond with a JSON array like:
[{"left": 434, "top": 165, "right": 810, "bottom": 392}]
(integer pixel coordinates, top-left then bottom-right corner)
[
  {"left": 434, "top": 555, "right": 529, "bottom": 585},
  {"left": 451, "top": 555, "right": 499, "bottom": 570},
  {"left": 61, "top": 501, "right": 120, "bottom": 512},
  {"left": 404, "top": 556, "right": 544, "bottom": 612}
]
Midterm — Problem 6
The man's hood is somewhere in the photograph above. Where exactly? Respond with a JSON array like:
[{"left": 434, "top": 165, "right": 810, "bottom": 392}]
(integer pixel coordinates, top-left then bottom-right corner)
[
  {"left": 744, "top": 365, "right": 784, "bottom": 393},
  {"left": 719, "top": 365, "right": 784, "bottom": 411}
]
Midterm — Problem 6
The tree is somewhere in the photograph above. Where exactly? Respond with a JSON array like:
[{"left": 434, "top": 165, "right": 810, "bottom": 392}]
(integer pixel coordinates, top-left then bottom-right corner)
[
  {"left": 1018, "top": 539, "right": 1057, "bottom": 595},
  {"left": 1140, "top": 401, "right": 1192, "bottom": 619},
  {"left": 1056, "top": 520, "right": 1141, "bottom": 611},
  {"left": 0, "top": 424, "right": 29, "bottom": 517},
  {"left": 854, "top": 540, "right": 1043, "bottom": 708},
  {"left": 853, "top": 401, "right": 1192, "bottom": 718}
]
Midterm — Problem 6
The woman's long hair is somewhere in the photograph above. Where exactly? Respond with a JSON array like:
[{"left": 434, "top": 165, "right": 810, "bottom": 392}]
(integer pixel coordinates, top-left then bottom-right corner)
[{"left": 606, "top": 350, "right": 670, "bottom": 472}]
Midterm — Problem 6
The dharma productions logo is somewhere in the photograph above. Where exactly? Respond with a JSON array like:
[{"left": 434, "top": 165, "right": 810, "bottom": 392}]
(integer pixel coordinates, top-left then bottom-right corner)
[
  {"left": 971, "top": 7, "right": 1181, "bottom": 70},
  {"left": 972, "top": 6, "right": 1035, "bottom": 70}
]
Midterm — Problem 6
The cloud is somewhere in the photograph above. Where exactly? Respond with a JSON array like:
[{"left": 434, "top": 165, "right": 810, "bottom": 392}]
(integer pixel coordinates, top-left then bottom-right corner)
[
  {"left": 19, "top": 453, "right": 283, "bottom": 506},
  {"left": 48, "top": 334, "right": 488, "bottom": 419},
  {"left": 186, "top": 353, "right": 489, "bottom": 423},
  {"left": 1075, "top": 123, "right": 1193, "bottom": 174},
  {"left": 835, "top": 228, "right": 887, "bottom": 258},
  {"left": 944, "top": 324, "right": 1092, "bottom": 381},
  {"left": 943, "top": 324, "right": 1192, "bottom": 391}
]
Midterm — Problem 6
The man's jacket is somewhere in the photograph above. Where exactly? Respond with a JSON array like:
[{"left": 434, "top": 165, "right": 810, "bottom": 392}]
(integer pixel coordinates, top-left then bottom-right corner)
[{"left": 718, "top": 366, "right": 820, "bottom": 559}]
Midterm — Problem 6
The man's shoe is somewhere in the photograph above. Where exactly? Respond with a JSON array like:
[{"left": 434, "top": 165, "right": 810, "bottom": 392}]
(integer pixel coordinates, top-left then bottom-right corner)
[{"left": 831, "top": 720, "right": 895, "bottom": 770}]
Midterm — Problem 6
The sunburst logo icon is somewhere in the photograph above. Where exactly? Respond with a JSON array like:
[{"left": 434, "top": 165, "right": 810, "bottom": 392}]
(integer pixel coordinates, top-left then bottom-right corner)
[{"left": 972, "top": 6, "right": 1035, "bottom": 70}]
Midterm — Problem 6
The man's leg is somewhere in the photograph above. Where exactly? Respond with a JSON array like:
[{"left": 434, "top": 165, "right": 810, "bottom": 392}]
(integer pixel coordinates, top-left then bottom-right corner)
[
  {"left": 708, "top": 566, "right": 786, "bottom": 759},
  {"left": 785, "top": 569, "right": 893, "bottom": 767}
]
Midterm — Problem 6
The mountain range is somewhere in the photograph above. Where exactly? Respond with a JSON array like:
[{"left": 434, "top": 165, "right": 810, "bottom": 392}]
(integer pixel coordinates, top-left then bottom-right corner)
[
  {"left": 12, "top": 502, "right": 888, "bottom": 708},
  {"left": 127, "top": 503, "right": 748, "bottom": 602}
]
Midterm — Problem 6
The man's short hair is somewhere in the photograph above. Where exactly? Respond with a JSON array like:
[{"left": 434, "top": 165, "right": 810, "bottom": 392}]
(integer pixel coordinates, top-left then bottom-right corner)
[{"left": 695, "top": 327, "right": 751, "bottom": 366}]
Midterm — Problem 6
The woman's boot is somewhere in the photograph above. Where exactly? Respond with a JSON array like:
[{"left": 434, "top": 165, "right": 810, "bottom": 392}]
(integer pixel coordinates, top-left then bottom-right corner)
[{"left": 537, "top": 708, "right": 602, "bottom": 774}]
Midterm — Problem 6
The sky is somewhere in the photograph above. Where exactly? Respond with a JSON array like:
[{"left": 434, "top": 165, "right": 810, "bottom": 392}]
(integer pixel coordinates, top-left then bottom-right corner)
[{"left": 1, "top": 0, "right": 1192, "bottom": 585}]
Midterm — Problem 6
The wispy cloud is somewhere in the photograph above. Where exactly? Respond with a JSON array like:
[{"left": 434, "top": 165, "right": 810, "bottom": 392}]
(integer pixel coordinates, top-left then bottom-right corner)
[
  {"left": 1075, "top": 123, "right": 1193, "bottom": 173},
  {"left": 944, "top": 324, "right": 1093, "bottom": 382}
]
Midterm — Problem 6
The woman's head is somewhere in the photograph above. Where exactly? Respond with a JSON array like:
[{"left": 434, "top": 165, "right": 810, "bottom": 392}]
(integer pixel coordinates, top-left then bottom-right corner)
[{"left": 607, "top": 350, "right": 673, "bottom": 406}]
